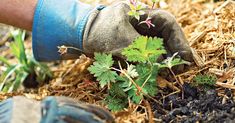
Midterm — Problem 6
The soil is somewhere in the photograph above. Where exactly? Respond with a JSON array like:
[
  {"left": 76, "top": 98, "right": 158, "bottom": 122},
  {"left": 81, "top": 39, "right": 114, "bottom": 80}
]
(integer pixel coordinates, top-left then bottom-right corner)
[
  {"left": 0, "top": 1, "right": 235, "bottom": 123},
  {"left": 23, "top": 72, "right": 39, "bottom": 88},
  {"left": 151, "top": 83, "right": 235, "bottom": 123}
]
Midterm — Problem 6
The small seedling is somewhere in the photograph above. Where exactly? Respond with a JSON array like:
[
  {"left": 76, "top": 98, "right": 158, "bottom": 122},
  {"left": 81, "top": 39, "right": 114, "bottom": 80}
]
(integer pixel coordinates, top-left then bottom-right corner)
[
  {"left": 193, "top": 74, "right": 217, "bottom": 89},
  {"left": 88, "top": 36, "right": 190, "bottom": 111},
  {"left": 127, "top": 0, "right": 156, "bottom": 28},
  {"left": 0, "top": 29, "right": 52, "bottom": 92}
]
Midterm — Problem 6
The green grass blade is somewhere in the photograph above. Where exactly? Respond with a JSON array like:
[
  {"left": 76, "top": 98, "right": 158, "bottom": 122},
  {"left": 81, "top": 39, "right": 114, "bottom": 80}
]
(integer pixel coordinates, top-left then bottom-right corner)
[
  {"left": 10, "top": 30, "right": 27, "bottom": 65},
  {"left": 8, "top": 72, "right": 28, "bottom": 92},
  {"left": 0, "top": 56, "right": 11, "bottom": 67},
  {"left": 0, "top": 65, "right": 21, "bottom": 91},
  {"left": 9, "top": 42, "right": 20, "bottom": 59},
  {"left": 30, "top": 57, "right": 53, "bottom": 77}
]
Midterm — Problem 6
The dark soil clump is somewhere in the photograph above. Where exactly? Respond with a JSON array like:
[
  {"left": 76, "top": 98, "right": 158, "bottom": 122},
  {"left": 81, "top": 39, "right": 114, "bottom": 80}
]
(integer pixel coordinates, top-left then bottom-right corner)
[{"left": 151, "top": 83, "right": 235, "bottom": 123}]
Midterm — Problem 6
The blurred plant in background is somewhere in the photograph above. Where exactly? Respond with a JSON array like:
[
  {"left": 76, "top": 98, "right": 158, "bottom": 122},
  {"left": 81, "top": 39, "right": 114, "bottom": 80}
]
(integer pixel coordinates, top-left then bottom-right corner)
[{"left": 0, "top": 29, "right": 52, "bottom": 92}]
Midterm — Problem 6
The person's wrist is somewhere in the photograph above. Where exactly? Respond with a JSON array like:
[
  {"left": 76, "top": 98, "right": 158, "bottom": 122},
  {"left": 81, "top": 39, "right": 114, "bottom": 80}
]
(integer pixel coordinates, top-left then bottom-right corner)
[{"left": 0, "top": 0, "right": 37, "bottom": 31}]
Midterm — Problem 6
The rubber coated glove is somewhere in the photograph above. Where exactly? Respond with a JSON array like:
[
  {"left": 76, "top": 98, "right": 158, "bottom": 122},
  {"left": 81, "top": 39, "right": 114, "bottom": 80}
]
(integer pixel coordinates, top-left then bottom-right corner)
[
  {"left": 130, "top": 9, "right": 193, "bottom": 62},
  {"left": 32, "top": 0, "right": 192, "bottom": 63},
  {"left": 0, "top": 96, "right": 114, "bottom": 123}
]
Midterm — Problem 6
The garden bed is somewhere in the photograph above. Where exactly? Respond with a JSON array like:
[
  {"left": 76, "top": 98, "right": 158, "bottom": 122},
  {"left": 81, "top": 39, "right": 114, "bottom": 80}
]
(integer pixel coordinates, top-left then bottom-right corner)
[{"left": 0, "top": 0, "right": 235, "bottom": 122}]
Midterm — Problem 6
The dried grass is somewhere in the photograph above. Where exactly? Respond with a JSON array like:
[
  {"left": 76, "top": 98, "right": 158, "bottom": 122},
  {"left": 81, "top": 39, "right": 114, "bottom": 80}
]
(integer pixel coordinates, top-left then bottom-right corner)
[{"left": 0, "top": 0, "right": 234, "bottom": 122}]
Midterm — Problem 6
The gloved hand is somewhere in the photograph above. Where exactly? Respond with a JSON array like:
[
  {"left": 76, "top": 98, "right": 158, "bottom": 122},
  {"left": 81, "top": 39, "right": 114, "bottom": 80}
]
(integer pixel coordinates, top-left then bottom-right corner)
[
  {"left": 32, "top": 0, "right": 192, "bottom": 63},
  {"left": 0, "top": 96, "right": 114, "bottom": 123},
  {"left": 130, "top": 9, "right": 193, "bottom": 62}
]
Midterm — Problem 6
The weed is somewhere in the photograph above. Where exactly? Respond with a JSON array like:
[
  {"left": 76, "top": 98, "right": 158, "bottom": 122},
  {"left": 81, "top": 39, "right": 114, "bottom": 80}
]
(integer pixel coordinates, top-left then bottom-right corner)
[
  {"left": 0, "top": 29, "right": 52, "bottom": 92},
  {"left": 88, "top": 36, "right": 189, "bottom": 111},
  {"left": 193, "top": 74, "right": 217, "bottom": 89}
]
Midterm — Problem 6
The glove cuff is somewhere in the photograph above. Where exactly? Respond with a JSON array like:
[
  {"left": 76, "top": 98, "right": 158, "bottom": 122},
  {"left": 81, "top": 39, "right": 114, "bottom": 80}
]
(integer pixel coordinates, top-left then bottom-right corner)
[
  {"left": 32, "top": 0, "right": 93, "bottom": 61},
  {"left": 0, "top": 98, "right": 13, "bottom": 123}
]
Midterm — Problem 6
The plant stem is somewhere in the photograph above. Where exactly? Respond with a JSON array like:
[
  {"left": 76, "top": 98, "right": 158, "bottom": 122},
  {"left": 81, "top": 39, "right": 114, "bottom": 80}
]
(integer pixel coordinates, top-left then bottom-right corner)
[
  {"left": 169, "top": 68, "right": 185, "bottom": 99},
  {"left": 111, "top": 67, "right": 142, "bottom": 93},
  {"left": 169, "top": 68, "right": 182, "bottom": 88},
  {"left": 141, "top": 73, "right": 152, "bottom": 88},
  {"left": 151, "top": 2, "right": 155, "bottom": 9},
  {"left": 63, "top": 46, "right": 84, "bottom": 53},
  {"left": 141, "top": 60, "right": 154, "bottom": 88}
]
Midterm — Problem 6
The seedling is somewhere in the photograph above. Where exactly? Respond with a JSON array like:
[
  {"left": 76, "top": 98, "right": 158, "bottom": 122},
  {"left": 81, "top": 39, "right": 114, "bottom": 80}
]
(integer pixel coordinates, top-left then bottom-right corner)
[
  {"left": 88, "top": 36, "right": 190, "bottom": 111},
  {"left": 127, "top": 0, "right": 162, "bottom": 28},
  {"left": 193, "top": 74, "right": 217, "bottom": 89},
  {"left": 0, "top": 29, "right": 52, "bottom": 92}
]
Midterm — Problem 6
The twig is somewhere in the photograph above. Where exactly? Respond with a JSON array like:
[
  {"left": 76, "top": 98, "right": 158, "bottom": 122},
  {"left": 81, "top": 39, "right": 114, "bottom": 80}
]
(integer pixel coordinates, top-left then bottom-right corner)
[
  {"left": 144, "top": 100, "right": 154, "bottom": 123},
  {"left": 169, "top": 68, "right": 182, "bottom": 88},
  {"left": 216, "top": 82, "right": 235, "bottom": 90},
  {"left": 213, "top": 0, "right": 231, "bottom": 14},
  {"left": 145, "top": 94, "right": 168, "bottom": 114}
]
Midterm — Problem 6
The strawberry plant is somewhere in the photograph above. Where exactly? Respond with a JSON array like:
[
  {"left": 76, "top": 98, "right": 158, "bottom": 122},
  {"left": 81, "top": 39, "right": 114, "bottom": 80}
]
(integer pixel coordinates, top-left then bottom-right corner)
[
  {"left": 0, "top": 29, "right": 52, "bottom": 92},
  {"left": 88, "top": 36, "right": 190, "bottom": 111}
]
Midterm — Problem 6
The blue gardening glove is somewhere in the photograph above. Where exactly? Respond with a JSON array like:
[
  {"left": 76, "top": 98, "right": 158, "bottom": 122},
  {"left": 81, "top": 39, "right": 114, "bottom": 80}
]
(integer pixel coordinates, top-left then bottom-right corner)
[
  {"left": 32, "top": 0, "right": 94, "bottom": 61},
  {"left": 32, "top": 0, "right": 140, "bottom": 61},
  {"left": 0, "top": 96, "right": 114, "bottom": 123},
  {"left": 33, "top": 0, "right": 192, "bottom": 65}
]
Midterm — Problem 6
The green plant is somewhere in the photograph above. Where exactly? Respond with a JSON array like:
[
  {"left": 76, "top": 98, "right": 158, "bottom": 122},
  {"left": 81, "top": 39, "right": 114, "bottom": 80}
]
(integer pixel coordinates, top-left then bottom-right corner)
[
  {"left": 128, "top": 0, "right": 163, "bottom": 28},
  {"left": 0, "top": 29, "right": 52, "bottom": 92},
  {"left": 193, "top": 74, "right": 217, "bottom": 88},
  {"left": 88, "top": 36, "right": 190, "bottom": 111}
]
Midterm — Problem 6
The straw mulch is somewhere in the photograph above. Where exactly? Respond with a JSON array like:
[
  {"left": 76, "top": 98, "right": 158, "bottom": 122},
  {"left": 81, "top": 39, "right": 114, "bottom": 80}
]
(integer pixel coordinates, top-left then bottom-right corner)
[
  {"left": 166, "top": 0, "right": 235, "bottom": 93},
  {"left": 0, "top": 0, "right": 234, "bottom": 122}
]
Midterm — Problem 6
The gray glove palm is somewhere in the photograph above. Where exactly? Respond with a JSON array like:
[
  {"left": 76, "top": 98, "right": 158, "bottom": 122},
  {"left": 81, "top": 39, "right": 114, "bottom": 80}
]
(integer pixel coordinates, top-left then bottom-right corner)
[
  {"left": 83, "top": 2, "right": 140, "bottom": 56},
  {"left": 82, "top": 2, "right": 193, "bottom": 63}
]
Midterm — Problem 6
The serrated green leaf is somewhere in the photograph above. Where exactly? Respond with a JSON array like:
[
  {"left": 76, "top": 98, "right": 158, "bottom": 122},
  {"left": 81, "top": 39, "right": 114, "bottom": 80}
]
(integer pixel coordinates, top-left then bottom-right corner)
[
  {"left": 122, "top": 36, "right": 166, "bottom": 63},
  {"left": 128, "top": 88, "right": 143, "bottom": 104},
  {"left": 88, "top": 53, "right": 117, "bottom": 88},
  {"left": 94, "top": 53, "right": 114, "bottom": 66},
  {"left": 106, "top": 95, "right": 128, "bottom": 111},
  {"left": 136, "top": 64, "right": 158, "bottom": 96},
  {"left": 109, "top": 82, "right": 128, "bottom": 99},
  {"left": 106, "top": 82, "right": 128, "bottom": 111}
]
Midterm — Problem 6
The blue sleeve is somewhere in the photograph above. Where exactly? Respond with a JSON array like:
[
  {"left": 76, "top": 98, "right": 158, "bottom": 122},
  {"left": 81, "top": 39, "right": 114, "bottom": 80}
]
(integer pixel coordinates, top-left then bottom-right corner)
[{"left": 32, "top": 0, "right": 93, "bottom": 61}]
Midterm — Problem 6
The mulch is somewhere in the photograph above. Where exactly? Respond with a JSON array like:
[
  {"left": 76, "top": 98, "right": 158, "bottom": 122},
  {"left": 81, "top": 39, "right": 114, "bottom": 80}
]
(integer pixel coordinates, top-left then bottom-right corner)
[{"left": 0, "top": 0, "right": 234, "bottom": 122}]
